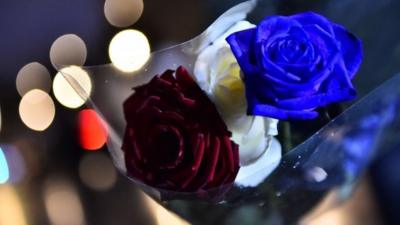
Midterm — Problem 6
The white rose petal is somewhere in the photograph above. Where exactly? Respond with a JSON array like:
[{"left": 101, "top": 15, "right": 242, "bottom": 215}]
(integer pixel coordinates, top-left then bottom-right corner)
[
  {"left": 193, "top": 20, "right": 282, "bottom": 182},
  {"left": 194, "top": 21, "right": 255, "bottom": 96},
  {"left": 235, "top": 138, "right": 282, "bottom": 187}
]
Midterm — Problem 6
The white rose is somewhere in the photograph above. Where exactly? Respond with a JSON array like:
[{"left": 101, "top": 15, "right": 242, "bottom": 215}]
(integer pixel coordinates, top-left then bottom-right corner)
[{"left": 193, "top": 21, "right": 282, "bottom": 187}]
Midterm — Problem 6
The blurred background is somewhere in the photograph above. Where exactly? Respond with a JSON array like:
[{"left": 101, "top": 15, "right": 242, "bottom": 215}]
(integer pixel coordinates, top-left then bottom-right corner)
[{"left": 0, "top": 0, "right": 399, "bottom": 224}]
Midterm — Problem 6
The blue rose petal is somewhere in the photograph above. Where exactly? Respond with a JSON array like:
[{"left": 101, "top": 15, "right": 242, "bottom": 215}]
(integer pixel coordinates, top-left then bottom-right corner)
[
  {"left": 226, "top": 28, "right": 258, "bottom": 75},
  {"left": 226, "top": 12, "right": 363, "bottom": 120},
  {"left": 333, "top": 24, "right": 363, "bottom": 78},
  {"left": 302, "top": 24, "right": 339, "bottom": 57},
  {"left": 273, "top": 59, "right": 357, "bottom": 111},
  {"left": 290, "top": 12, "right": 335, "bottom": 35},
  {"left": 256, "top": 16, "right": 301, "bottom": 44},
  {"left": 252, "top": 103, "right": 319, "bottom": 120},
  {"left": 262, "top": 56, "right": 303, "bottom": 83}
]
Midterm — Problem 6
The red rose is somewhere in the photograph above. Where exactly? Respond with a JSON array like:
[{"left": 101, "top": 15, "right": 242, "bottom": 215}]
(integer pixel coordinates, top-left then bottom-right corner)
[{"left": 122, "top": 66, "right": 240, "bottom": 192}]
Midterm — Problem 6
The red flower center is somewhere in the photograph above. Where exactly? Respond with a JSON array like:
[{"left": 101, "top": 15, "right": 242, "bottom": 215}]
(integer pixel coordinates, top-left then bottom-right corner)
[{"left": 148, "top": 125, "right": 183, "bottom": 169}]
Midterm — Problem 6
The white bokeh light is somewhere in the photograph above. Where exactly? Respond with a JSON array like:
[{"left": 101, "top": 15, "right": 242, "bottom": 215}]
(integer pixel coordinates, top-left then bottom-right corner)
[
  {"left": 104, "top": 0, "right": 144, "bottom": 28},
  {"left": 0, "top": 185, "right": 28, "bottom": 225},
  {"left": 44, "top": 178, "right": 86, "bottom": 225},
  {"left": 50, "top": 34, "right": 87, "bottom": 69},
  {"left": 53, "top": 66, "right": 92, "bottom": 109},
  {"left": 19, "top": 89, "right": 56, "bottom": 131},
  {"left": 16, "top": 62, "right": 52, "bottom": 97},
  {"left": 108, "top": 29, "right": 150, "bottom": 73}
]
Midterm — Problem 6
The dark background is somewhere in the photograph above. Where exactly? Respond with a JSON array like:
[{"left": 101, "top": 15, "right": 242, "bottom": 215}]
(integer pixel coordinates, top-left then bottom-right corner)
[{"left": 0, "top": 0, "right": 399, "bottom": 225}]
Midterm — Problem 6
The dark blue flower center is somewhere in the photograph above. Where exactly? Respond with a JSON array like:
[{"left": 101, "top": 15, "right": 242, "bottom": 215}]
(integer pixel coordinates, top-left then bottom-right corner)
[
  {"left": 259, "top": 33, "right": 324, "bottom": 82},
  {"left": 267, "top": 37, "right": 315, "bottom": 64}
]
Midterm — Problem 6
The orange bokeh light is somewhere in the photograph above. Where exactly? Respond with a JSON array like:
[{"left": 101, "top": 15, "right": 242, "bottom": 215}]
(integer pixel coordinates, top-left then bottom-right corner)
[{"left": 78, "top": 109, "right": 108, "bottom": 151}]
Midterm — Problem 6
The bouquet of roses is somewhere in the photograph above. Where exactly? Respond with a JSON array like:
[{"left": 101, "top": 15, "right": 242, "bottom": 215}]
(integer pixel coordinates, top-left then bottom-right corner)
[
  {"left": 118, "top": 9, "right": 362, "bottom": 199},
  {"left": 56, "top": 1, "right": 400, "bottom": 224}
]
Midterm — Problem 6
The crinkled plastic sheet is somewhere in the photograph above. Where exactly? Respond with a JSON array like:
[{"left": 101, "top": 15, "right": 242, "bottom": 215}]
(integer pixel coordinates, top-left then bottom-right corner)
[{"left": 58, "top": 0, "right": 400, "bottom": 224}]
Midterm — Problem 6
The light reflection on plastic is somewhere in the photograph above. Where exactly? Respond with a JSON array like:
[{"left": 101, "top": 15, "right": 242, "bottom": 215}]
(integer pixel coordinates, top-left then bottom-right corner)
[
  {"left": 0, "top": 185, "right": 28, "bottom": 225},
  {"left": 78, "top": 109, "right": 108, "bottom": 151},
  {"left": 299, "top": 179, "right": 382, "bottom": 225},
  {"left": 53, "top": 66, "right": 92, "bottom": 109},
  {"left": 142, "top": 193, "right": 189, "bottom": 225},
  {"left": 0, "top": 147, "right": 9, "bottom": 184}
]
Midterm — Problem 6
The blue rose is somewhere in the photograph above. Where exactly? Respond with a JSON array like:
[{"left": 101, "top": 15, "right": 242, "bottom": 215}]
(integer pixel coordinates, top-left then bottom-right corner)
[{"left": 226, "top": 12, "right": 362, "bottom": 120}]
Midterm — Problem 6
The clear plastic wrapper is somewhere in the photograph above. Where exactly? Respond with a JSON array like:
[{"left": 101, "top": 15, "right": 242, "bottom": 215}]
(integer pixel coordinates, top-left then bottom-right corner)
[{"left": 58, "top": 0, "right": 400, "bottom": 224}]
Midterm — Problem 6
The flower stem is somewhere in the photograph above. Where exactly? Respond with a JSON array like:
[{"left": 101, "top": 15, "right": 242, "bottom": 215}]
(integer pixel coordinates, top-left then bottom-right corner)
[{"left": 282, "top": 121, "right": 292, "bottom": 153}]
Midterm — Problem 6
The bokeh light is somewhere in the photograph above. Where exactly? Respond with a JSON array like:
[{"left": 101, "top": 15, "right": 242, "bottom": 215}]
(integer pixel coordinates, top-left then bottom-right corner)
[
  {"left": 0, "top": 147, "right": 10, "bottom": 184},
  {"left": 0, "top": 185, "right": 28, "bottom": 225},
  {"left": 104, "top": 0, "right": 144, "bottom": 28},
  {"left": 19, "top": 89, "right": 55, "bottom": 131},
  {"left": 0, "top": 105, "right": 2, "bottom": 134},
  {"left": 108, "top": 29, "right": 150, "bottom": 73},
  {"left": 50, "top": 34, "right": 87, "bottom": 69},
  {"left": 1, "top": 145, "right": 26, "bottom": 184},
  {"left": 53, "top": 66, "right": 92, "bottom": 109},
  {"left": 78, "top": 109, "right": 107, "bottom": 151},
  {"left": 13, "top": 138, "right": 47, "bottom": 181},
  {"left": 78, "top": 152, "right": 117, "bottom": 191},
  {"left": 16, "top": 62, "right": 52, "bottom": 97},
  {"left": 44, "top": 178, "right": 86, "bottom": 225}
]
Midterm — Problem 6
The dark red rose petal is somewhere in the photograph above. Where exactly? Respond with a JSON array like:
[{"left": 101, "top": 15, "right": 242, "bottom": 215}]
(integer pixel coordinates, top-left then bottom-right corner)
[
  {"left": 167, "top": 133, "right": 206, "bottom": 189},
  {"left": 122, "top": 66, "right": 240, "bottom": 194}
]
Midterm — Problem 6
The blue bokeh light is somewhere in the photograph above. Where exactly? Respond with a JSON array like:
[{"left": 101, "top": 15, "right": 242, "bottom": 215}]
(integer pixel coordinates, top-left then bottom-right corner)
[{"left": 0, "top": 147, "right": 10, "bottom": 184}]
